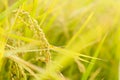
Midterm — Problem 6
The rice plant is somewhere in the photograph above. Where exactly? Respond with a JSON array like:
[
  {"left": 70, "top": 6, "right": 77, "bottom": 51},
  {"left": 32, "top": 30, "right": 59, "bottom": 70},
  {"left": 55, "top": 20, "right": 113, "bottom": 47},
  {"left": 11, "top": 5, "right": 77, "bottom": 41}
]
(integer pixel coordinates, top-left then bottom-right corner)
[{"left": 0, "top": 0, "right": 119, "bottom": 80}]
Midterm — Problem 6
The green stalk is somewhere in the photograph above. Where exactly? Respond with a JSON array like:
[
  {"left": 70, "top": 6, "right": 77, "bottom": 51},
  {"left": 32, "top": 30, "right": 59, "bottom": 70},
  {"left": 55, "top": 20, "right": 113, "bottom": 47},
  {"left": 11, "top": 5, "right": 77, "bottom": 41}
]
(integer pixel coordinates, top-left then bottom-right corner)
[
  {"left": 81, "top": 32, "right": 108, "bottom": 80},
  {"left": 0, "top": 0, "right": 27, "bottom": 21}
]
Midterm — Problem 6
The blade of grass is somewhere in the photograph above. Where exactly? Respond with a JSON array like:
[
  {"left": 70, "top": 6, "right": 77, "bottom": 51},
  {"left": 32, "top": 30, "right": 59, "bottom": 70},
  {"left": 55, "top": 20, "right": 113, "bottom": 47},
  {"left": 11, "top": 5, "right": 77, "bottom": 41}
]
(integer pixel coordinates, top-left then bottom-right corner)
[
  {"left": 39, "top": 0, "right": 58, "bottom": 26},
  {"left": 31, "top": 0, "right": 38, "bottom": 17},
  {"left": 66, "top": 12, "right": 94, "bottom": 48},
  {"left": 0, "top": 0, "right": 27, "bottom": 21},
  {"left": 0, "top": 27, "right": 7, "bottom": 70},
  {"left": 21, "top": 64, "right": 39, "bottom": 80},
  {"left": 43, "top": 13, "right": 58, "bottom": 33},
  {"left": 81, "top": 32, "right": 108, "bottom": 80},
  {"left": 52, "top": 46, "right": 103, "bottom": 61},
  {"left": 3, "top": 0, "right": 9, "bottom": 28},
  {"left": 75, "top": 60, "right": 86, "bottom": 73},
  {"left": 39, "top": 38, "right": 102, "bottom": 79},
  {"left": 0, "top": 27, "right": 39, "bottom": 43}
]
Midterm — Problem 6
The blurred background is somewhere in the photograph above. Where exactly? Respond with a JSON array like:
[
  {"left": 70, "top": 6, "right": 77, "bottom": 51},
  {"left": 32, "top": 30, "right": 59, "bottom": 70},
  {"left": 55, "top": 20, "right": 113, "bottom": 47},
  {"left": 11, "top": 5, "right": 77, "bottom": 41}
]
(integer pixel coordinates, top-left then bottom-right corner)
[{"left": 0, "top": 0, "right": 120, "bottom": 80}]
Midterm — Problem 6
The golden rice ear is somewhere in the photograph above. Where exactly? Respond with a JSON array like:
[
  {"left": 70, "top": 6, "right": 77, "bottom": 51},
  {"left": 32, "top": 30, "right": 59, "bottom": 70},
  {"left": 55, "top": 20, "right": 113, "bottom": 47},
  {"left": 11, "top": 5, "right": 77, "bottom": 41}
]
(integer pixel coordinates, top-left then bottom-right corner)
[
  {"left": 15, "top": 10, "right": 51, "bottom": 63},
  {"left": 9, "top": 61, "right": 27, "bottom": 80}
]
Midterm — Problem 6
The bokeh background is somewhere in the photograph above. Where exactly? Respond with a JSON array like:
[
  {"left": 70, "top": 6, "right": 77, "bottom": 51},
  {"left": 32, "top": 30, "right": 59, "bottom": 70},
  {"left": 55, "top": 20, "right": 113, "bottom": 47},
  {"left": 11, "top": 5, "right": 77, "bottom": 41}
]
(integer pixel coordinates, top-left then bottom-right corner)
[{"left": 0, "top": 0, "right": 120, "bottom": 80}]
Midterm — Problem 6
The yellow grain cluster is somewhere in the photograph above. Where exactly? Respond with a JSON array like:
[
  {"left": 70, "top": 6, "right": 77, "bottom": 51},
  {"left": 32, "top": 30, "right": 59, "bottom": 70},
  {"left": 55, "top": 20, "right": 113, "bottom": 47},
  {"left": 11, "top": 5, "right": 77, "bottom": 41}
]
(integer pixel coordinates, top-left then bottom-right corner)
[{"left": 16, "top": 10, "right": 51, "bottom": 62}]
